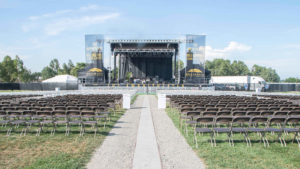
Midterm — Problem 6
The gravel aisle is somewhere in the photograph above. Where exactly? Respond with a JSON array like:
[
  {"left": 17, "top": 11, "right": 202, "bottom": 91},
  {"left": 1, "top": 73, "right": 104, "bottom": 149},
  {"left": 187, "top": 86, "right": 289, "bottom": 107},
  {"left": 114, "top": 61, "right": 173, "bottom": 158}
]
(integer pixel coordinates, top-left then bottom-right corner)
[
  {"left": 150, "top": 95, "right": 206, "bottom": 169},
  {"left": 87, "top": 96, "right": 143, "bottom": 169},
  {"left": 132, "top": 95, "right": 162, "bottom": 169}
]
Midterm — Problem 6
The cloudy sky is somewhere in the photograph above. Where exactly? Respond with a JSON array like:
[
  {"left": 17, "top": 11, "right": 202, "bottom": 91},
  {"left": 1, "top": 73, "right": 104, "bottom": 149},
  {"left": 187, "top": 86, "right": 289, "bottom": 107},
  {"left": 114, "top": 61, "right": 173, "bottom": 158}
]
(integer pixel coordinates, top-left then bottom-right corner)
[{"left": 0, "top": 0, "right": 300, "bottom": 79}]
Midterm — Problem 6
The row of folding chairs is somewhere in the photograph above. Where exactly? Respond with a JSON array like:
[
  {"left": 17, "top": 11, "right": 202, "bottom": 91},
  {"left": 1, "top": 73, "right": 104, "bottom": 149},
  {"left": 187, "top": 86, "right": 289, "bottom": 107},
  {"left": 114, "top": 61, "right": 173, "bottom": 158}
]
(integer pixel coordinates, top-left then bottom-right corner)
[
  {"left": 179, "top": 105, "right": 300, "bottom": 112},
  {"left": 180, "top": 111, "right": 300, "bottom": 120},
  {"left": 0, "top": 94, "right": 41, "bottom": 101},
  {"left": 176, "top": 101, "right": 294, "bottom": 105},
  {"left": 0, "top": 112, "right": 109, "bottom": 136},
  {"left": 0, "top": 94, "right": 122, "bottom": 136},
  {"left": 189, "top": 116, "right": 300, "bottom": 148},
  {"left": 169, "top": 95, "right": 300, "bottom": 147},
  {"left": 254, "top": 94, "right": 300, "bottom": 100},
  {"left": 169, "top": 95, "right": 295, "bottom": 103},
  {"left": 171, "top": 101, "right": 294, "bottom": 108},
  {"left": 0, "top": 109, "right": 111, "bottom": 117},
  {"left": 172, "top": 100, "right": 294, "bottom": 106},
  {"left": 0, "top": 106, "right": 109, "bottom": 112}
]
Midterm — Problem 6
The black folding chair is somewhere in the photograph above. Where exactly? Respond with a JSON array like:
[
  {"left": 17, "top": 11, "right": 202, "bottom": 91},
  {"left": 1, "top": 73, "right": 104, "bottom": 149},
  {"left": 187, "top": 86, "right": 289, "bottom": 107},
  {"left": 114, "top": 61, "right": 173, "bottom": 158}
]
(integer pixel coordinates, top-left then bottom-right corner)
[
  {"left": 283, "top": 116, "right": 300, "bottom": 147},
  {"left": 213, "top": 116, "right": 233, "bottom": 147},
  {"left": 231, "top": 116, "right": 251, "bottom": 146},
  {"left": 194, "top": 117, "right": 215, "bottom": 147},
  {"left": 265, "top": 117, "right": 286, "bottom": 147},
  {"left": 248, "top": 116, "right": 269, "bottom": 147}
]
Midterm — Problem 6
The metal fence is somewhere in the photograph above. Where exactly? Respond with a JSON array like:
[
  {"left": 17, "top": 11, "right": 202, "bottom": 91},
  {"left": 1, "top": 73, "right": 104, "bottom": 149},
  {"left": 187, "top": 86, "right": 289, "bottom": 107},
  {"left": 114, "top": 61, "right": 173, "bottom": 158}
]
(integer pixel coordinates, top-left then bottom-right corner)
[
  {"left": 1, "top": 82, "right": 299, "bottom": 92},
  {"left": 0, "top": 83, "right": 78, "bottom": 91},
  {"left": 266, "top": 83, "right": 300, "bottom": 92}
]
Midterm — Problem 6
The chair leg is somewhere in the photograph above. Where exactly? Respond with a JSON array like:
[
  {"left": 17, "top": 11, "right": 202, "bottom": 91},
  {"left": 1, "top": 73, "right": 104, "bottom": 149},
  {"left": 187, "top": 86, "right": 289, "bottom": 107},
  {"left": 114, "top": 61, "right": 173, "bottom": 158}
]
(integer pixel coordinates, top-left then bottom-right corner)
[
  {"left": 213, "top": 132, "right": 217, "bottom": 147},
  {"left": 52, "top": 124, "right": 56, "bottom": 136},
  {"left": 292, "top": 132, "right": 300, "bottom": 148},
  {"left": 94, "top": 124, "right": 98, "bottom": 137},
  {"left": 36, "top": 128, "right": 41, "bottom": 136},
  {"left": 80, "top": 124, "right": 84, "bottom": 137},
  {"left": 296, "top": 137, "right": 300, "bottom": 148},
  {"left": 213, "top": 135, "right": 217, "bottom": 147},
  {"left": 185, "top": 123, "right": 188, "bottom": 136},
  {"left": 243, "top": 133, "right": 249, "bottom": 147},
  {"left": 7, "top": 127, "right": 12, "bottom": 136},
  {"left": 281, "top": 136, "right": 286, "bottom": 147},
  {"left": 194, "top": 132, "right": 198, "bottom": 148},
  {"left": 247, "top": 136, "right": 252, "bottom": 147},
  {"left": 261, "top": 132, "right": 267, "bottom": 147},
  {"left": 265, "top": 136, "right": 270, "bottom": 147},
  {"left": 210, "top": 133, "right": 214, "bottom": 147},
  {"left": 228, "top": 133, "right": 233, "bottom": 147},
  {"left": 65, "top": 124, "right": 69, "bottom": 136},
  {"left": 193, "top": 128, "right": 196, "bottom": 144}
]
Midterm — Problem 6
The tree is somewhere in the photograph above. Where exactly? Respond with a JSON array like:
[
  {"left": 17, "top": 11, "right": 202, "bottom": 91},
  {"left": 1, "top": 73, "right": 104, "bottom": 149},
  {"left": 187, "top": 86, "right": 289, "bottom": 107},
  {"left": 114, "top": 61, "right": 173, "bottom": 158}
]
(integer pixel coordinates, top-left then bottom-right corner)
[
  {"left": 205, "top": 59, "right": 235, "bottom": 76},
  {"left": 231, "top": 60, "right": 250, "bottom": 76},
  {"left": 41, "top": 59, "right": 61, "bottom": 79},
  {"left": 30, "top": 72, "right": 42, "bottom": 82},
  {"left": 49, "top": 59, "right": 60, "bottom": 74},
  {"left": 41, "top": 66, "right": 56, "bottom": 80},
  {"left": 0, "top": 56, "right": 18, "bottom": 82},
  {"left": 59, "top": 60, "right": 75, "bottom": 75},
  {"left": 14, "top": 55, "right": 37, "bottom": 82},
  {"left": 284, "top": 77, "right": 300, "bottom": 83},
  {"left": 251, "top": 65, "right": 280, "bottom": 82},
  {"left": 205, "top": 59, "right": 280, "bottom": 82},
  {"left": 70, "top": 62, "right": 86, "bottom": 77},
  {"left": 218, "top": 60, "right": 232, "bottom": 75}
]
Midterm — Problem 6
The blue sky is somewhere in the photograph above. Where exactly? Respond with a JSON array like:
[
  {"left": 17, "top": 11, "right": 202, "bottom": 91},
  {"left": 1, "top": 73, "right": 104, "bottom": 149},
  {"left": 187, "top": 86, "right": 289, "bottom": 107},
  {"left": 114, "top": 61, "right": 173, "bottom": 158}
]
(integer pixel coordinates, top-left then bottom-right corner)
[{"left": 0, "top": 0, "right": 300, "bottom": 79}]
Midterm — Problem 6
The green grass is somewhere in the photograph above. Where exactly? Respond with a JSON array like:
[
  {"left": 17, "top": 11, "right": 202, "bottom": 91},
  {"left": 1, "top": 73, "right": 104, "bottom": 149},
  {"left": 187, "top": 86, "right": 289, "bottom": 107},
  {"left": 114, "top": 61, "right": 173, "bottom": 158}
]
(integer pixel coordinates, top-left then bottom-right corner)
[
  {"left": 276, "top": 91, "right": 300, "bottom": 95},
  {"left": 131, "top": 94, "right": 139, "bottom": 104},
  {"left": 0, "top": 90, "right": 32, "bottom": 93},
  {"left": 130, "top": 93, "right": 155, "bottom": 104},
  {"left": 166, "top": 107, "right": 300, "bottom": 169},
  {"left": 0, "top": 110, "right": 125, "bottom": 169}
]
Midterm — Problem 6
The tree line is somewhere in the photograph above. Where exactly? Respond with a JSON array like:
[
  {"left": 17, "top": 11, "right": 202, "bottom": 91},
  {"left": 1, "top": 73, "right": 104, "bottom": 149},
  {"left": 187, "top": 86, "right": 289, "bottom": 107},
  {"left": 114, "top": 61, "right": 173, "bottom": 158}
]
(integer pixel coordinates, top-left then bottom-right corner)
[
  {"left": 0, "top": 56, "right": 85, "bottom": 82},
  {"left": 0, "top": 55, "right": 298, "bottom": 83},
  {"left": 205, "top": 59, "right": 281, "bottom": 82}
]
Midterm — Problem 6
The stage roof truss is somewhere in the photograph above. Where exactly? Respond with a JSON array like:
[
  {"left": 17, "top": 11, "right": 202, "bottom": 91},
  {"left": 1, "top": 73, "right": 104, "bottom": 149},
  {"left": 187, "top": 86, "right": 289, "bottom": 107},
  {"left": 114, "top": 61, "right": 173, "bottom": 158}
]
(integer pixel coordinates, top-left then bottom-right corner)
[
  {"left": 107, "top": 39, "right": 189, "bottom": 43},
  {"left": 113, "top": 48, "right": 176, "bottom": 53}
]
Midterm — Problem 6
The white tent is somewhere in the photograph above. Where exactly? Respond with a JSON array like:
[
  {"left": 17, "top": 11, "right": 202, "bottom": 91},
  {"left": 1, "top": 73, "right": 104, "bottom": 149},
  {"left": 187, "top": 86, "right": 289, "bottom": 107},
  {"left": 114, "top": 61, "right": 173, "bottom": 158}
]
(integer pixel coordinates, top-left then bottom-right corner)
[{"left": 42, "top": 75, "right": 78, "bottom": 83}]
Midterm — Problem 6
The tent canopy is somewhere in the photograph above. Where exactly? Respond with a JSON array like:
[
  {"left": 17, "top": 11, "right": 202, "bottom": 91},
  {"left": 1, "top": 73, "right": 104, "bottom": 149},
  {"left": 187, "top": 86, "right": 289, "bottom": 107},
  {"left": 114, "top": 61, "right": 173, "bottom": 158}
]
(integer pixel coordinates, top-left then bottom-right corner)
[{"left": 42, "top": 75, "right": 78, "bottom": 83}]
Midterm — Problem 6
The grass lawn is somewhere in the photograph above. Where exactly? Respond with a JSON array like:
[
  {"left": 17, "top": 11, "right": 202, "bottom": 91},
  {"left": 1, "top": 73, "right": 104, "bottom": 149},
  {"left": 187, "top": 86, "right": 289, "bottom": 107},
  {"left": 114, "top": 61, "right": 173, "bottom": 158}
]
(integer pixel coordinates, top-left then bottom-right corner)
[
  {"left": 0, "top": 110, "right": 125, "bottom": 169},
  {"left": 166, "top": 107, "right": 300, "bottom": 169},
  {"left": 0, "top": 90, "right": 33, "bottom": 93},
  {"left": 277, "top": 91, "right": 300, "bottom": 95}
]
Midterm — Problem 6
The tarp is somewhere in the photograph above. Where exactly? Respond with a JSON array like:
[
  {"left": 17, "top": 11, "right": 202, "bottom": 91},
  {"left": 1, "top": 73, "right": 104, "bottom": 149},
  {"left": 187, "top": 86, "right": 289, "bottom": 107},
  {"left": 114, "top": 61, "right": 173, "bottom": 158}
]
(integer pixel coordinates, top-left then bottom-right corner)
[{"left": 42, "top": 75, "right": 78, "bottom": 83}]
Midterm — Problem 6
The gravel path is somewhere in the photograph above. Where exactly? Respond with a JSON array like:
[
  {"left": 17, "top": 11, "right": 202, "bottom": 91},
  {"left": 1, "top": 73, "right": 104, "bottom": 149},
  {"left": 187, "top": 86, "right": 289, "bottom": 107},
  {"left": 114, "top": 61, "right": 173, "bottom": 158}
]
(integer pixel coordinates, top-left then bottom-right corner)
[
  {"left": 132, "top": 95, "right": 162, "bottom": 169},
  {"left": 150, "top": 95, "right": 206, "bottom": 169},
  {"left": 87, "top": 95, "right": 205, "bottom": 169},
  {"left": 86, "top": 96, "right": 142, "bottom": 169}
]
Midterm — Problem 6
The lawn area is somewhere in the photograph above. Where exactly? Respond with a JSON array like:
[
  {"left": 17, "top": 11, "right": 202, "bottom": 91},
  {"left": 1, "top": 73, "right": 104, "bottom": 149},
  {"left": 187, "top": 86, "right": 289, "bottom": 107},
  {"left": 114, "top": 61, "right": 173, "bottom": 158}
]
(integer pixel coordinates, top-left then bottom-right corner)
[
  {"left": 0, "top": 110, "right": 125, "bottom": 169},
  {"left": 0, "top": 90, "right": 32, "bottom": 93},
  {"left": 278, "top": 91, "right": 300, "bottom": 95},
  {"left": 166, "top": 107, "right": 300, "bottom": 169}
]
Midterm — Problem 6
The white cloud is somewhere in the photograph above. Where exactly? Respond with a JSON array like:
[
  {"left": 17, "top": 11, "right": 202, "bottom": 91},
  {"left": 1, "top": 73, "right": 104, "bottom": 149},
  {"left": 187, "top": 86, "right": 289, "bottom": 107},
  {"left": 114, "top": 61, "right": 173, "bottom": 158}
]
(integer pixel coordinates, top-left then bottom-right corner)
[
  {"left": 22, "top": 4, "right": 119, "bottom": 35},
  {"left": 27, "top": 4, "right": 101, "bottom": 21},
  {"left": 44, "top": 13, "right": 119, "bottom": 35},
  {"left": 205, "top": 41, "right": 252, "bottom": 60},
  {"left": 29, "top": 9, "right": 72, "bottom": 21}
]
